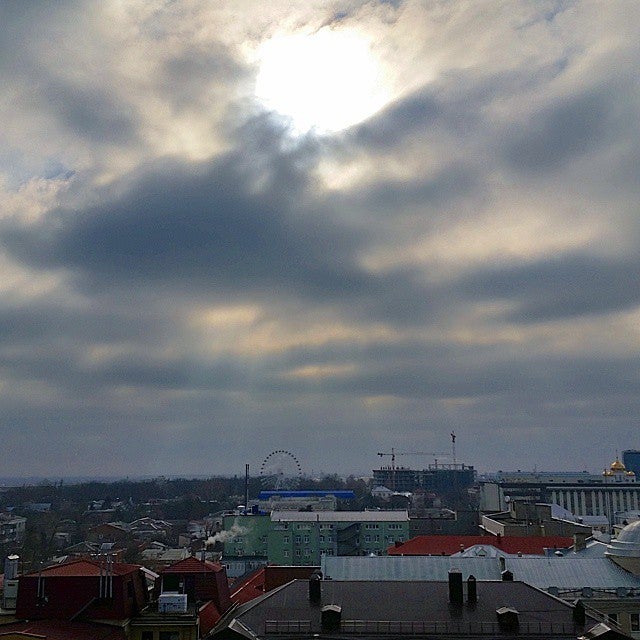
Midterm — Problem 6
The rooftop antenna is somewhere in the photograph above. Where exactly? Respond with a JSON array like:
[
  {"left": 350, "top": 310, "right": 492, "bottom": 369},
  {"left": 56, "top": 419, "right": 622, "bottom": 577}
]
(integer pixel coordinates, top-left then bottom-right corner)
[{"left": 451, "top": 431, "right": 457, "bottom": 466}]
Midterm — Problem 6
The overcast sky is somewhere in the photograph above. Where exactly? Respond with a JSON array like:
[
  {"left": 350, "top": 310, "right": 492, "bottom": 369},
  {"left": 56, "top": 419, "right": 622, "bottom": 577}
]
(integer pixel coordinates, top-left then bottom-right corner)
[{"left": 1, "top": 0, "right": 639, "bottom": 479}]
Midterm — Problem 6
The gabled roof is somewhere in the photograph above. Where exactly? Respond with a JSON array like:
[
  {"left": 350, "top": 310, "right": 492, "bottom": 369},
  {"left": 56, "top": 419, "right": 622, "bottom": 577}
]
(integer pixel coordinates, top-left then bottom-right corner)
[
  {"left": 23, "top": 559, "right": 141, "bottom": 578},
  {"left": 160, "top": 556, "right": 224, "bottom": 575},
  {"left": 389, "top": 535, "right": 574, "bottom": 556}
]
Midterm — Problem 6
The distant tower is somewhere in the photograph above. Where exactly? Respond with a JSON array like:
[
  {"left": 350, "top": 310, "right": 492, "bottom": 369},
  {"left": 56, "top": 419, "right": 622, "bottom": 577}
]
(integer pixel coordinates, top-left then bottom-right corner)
[{"left": 623, "top": 450, "right": 640, "bottom": 478}]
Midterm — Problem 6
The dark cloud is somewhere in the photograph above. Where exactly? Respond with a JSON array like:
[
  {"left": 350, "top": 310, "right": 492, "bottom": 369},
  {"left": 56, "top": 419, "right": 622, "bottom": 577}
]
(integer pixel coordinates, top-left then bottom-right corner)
[
  {"left": 40, "top": 78, "right": 138, "bottom": 145},
  {"left": 351, "top": 89, "right": 442, "bottom": 150},
  {"left": 456, "top": 252, "right": 640, "bottom": 322},
  {"left": 504, "top": 90, "right": 610, "bottom": 173}
]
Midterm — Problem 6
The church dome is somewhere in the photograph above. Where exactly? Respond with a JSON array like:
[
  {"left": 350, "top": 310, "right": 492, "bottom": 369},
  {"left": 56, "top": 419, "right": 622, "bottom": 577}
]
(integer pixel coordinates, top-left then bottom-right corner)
[{"left": 611, "top": 458, "right": 626, "bottom": 471}]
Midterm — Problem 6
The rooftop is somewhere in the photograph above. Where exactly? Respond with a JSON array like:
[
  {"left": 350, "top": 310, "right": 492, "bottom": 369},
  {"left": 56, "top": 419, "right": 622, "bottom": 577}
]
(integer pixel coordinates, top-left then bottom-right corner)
[
  {"left": 214, "top": 579, "right": 596, "bottom": 639},
  {"left": 270, "top": 510, "right": 409, "bottom": 522},
  {"left": 23, "top": 558, "right": 141, "bottom": 578},
  {"left": 389, "top": 535, "right": 574, "bottom": 556},
  {"left": 321, "top": 555, "right": 640, "bottom": 591}
]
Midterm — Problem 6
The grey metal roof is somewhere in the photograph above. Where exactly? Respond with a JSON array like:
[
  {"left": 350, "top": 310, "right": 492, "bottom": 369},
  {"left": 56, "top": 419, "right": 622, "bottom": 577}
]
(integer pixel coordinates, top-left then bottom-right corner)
[
  {"left": 271, "top": 510, "right": 409, "bottom": 522},
  {"left": 506, "top": 557, "right": 640, "bottom": 589},
  {"left": 321, "top": 555, "right": 640, "bottom": 590},
  {"left": 322, "top": 556, "right": 502, "bottom": 581}
]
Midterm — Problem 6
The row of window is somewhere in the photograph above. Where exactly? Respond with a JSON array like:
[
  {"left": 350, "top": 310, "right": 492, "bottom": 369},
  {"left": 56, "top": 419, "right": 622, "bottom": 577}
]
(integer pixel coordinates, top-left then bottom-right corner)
[{"left": 282, "top": 548, "right": 336, "bottom": 558}]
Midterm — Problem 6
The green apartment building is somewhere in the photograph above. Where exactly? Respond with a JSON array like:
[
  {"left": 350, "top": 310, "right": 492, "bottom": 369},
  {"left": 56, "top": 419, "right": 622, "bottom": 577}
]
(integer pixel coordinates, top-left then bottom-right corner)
[{"left": 222, "top": 511, "right": 410, "bottom": 566}]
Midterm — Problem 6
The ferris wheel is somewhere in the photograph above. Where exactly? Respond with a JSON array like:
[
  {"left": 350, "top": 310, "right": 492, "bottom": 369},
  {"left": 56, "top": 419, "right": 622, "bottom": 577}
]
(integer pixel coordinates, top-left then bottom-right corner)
[{"left": 259, "top": 450, "right": 303, "bottom": 490}]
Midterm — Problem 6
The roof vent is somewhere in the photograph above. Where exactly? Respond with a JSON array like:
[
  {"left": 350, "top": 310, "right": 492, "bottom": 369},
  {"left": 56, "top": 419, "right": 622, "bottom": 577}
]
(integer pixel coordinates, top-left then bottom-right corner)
[{"left": 501, "top": 569, "right": 514, "bottom": 581}]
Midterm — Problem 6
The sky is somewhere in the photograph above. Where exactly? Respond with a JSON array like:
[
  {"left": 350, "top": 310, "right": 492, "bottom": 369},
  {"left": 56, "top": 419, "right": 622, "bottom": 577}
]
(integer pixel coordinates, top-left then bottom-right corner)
[{"left": 1, "top": 0, "right": 639, "bottom": 479}]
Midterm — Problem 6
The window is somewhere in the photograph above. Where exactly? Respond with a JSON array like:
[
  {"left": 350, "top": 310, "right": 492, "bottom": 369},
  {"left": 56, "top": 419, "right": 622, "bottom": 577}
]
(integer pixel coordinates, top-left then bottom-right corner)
[
  {"left": 283, "top": 550, "right": 289, "bottom": 557},
  {"left": 630, "top": 613, "right": 640, "bottom": 632},
  {"left": 319, "top": 535, "right": 324, "bottom": 542},
  {"left": 141, "top": 632, "right": 153, "bottom": 640},
  {"left": 295, "top": 549, "right": 301, "bottom": 556},
  {"left": 304, "top": 548, "right": 310, "bottom": 556},
  {"left": 160, "top": 632, "right": 180, "bottom": 640},
  {"left": 295, "top": 536, "right": 301, "bottom": 543},
  {"left": 283, "top": 536, "right": 289, "bottom": 543},
  {"left": 365, "top": 535, "right": 371, "bottom": 542},
  {"left": 303, "top": 535, "right": 310, "bottom": 544}
]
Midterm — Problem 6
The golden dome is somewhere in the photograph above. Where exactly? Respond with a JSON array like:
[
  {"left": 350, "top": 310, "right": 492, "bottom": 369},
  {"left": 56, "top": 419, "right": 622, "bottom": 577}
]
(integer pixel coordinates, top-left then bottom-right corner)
[
  {"left": 627, "top": 470, "right": 636, "bottom": 476},
  {"left": 611, "top": 458, "right": 626, "bottom": 471},
  {"left": 603, "top": 470, "right": 614, "bottom": 476}
]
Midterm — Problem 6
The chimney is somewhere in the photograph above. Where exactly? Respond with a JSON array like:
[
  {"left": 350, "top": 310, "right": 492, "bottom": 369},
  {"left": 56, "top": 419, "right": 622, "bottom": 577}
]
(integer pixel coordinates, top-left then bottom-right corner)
[
  {"left": 573, "top": 600, "right": 586, "bottom": 626},
  {"left": 501, "top": 569, "right": 514, "bottom": 581},
  {"left": 467, "top": 575, "right": 477, "bottom": 604},
  {"left": 496, "top": 607, "right": 519, "bottom": 631},
  {"left": 309, "top": 571, "right": 322, "bottom": 605},
  {"left": 321, "top": 604, "right": 341, "bottom": 631},
  {"left": 499, "top": 556, "right": 506, "bottom": 571},
  {"left": 574, "top": 532, "right": 588, "bottom": 551},
  {"left": 448, "top": 569, "right": 463, "bottom": 605}
]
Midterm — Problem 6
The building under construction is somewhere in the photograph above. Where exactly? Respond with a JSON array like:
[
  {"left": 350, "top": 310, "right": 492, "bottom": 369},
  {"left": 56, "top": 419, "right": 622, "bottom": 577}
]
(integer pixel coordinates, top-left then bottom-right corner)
[{"left": 373, "top": 461, "right": 476, "bottom": 501}]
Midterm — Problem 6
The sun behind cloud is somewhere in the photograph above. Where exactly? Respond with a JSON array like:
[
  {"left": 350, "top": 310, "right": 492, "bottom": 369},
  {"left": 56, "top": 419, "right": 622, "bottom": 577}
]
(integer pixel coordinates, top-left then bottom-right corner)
[{"left": 254, "top": 28, "right": 390, "bottom": 135}]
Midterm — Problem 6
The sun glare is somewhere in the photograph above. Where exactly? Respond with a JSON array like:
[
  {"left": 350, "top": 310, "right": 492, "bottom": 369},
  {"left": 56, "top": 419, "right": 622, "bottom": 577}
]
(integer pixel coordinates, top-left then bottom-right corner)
[{"left": 255, "top": 29, "right": 389, "bottom": 135}]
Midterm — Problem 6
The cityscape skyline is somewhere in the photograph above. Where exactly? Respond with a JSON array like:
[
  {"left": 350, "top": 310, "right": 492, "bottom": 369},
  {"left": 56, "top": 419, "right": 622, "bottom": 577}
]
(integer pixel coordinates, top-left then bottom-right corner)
[{"left": 1, "top": 2, "right": 639, "bottom": 477}]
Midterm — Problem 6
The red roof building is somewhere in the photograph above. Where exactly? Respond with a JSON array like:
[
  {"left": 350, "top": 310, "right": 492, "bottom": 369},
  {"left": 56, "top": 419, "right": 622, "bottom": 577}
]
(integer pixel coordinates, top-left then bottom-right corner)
[
  {"left": 156, "top": 556, "right": 231, "bottom": 614},
  {"left": 132, "top": 556, "right": 233, "bottom": 639},
  {"left": 388, "top": 535, "right": 574, "bottom": 556},
  {"left": 15, "top": 559, "right": 148, "bottom": 622}
]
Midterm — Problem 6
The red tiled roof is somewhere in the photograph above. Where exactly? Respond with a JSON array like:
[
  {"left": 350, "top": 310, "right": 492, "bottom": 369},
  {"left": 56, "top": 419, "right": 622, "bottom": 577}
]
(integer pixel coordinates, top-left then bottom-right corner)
[
  {"left": 160, "top": 556, "right": 223, "bottom": 574},
  {"left": 199, "top": 600, "right": 223, "bottom": 636},
  {"left": 0, "top": 620, "right": 126, "bottom": 640},
  {"left": 231, "top": 568, "right": 266, "bottom": 605},
  {"left": 388, "top": 535, "right": 574, "bottom": 556},
  {"left": 23, "top": 559, "right": 141, "bottom": 578}
]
